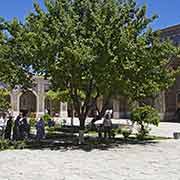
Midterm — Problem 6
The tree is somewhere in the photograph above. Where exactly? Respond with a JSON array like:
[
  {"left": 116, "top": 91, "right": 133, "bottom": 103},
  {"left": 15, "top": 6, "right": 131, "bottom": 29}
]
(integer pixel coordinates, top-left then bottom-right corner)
[
  {"left": 0, "top": 88, "right": 10, "bottom": 115},
  {"left": 46, "top": 90, "right": 75, "bottom": 126},
  {"left": 2, "top": 0, "right": 179, "bottom": 138},
  {"left": 0, "top": 18, "right": 34, "bottom": 117},
  {"left": 131, "top": 105, "right": 160, "bottom": 139},
  {"left": 0, "top": 17, "right": 32, "bottom": 88}
]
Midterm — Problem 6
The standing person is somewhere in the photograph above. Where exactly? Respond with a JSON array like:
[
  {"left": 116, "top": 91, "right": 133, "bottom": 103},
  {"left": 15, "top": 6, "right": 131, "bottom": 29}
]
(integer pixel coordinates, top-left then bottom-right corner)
[
  {"left": 103, "top": 113, "right": 112, "bottom": 139},
  {"left": 19, "top": 115, "right": 28, "bottom": 140},
  {"left": 13, "top": 114, "right": 21, "bottom": 140},
  {"left": 4, "top": 116, "right": 13, "bottom": 140},
  {"left": 35, "top": 117, "right": 45, "bottom": 140},
  {"left": 47, "top": 118, "right": 55, "bottom": 128},
  {"left": 97, "top": 124, "right": 103, "bottom": 139},
  {"left": 0, "top": 115, "right": 6, "bottom": 138}
]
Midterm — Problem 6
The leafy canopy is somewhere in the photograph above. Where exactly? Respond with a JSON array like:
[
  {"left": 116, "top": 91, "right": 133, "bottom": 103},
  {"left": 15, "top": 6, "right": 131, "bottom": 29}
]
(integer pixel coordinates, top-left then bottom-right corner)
[
  {"left": 1, "top": 0, "right": 179, "bottom": 126},
  {"left": 0, "top": 17, "right": 32, "bottom": 88}
]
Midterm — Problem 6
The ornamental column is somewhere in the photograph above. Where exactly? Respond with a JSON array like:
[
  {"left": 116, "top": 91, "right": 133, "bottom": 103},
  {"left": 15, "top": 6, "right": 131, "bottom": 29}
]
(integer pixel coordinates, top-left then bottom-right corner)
[
  {"left": 113, "top": 99, "right": 120, "bottom": 119},
  {"left": 36, "top": 79, "right": 45, "bottom": 118},
  {"left": 59, "top": 102, "right": 68, "bottom": 118}
]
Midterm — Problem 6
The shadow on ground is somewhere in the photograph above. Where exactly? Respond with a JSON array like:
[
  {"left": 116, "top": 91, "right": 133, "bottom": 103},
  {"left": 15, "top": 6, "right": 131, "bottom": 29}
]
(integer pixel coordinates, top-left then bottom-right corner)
[{"left": 24, "top": 132, "right": 161, "bottom": 152}]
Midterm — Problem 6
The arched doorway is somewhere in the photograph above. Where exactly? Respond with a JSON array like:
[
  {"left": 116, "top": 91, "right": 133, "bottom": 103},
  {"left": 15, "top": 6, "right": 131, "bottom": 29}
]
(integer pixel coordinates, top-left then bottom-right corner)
[
  {"left": 45, "top": 97, "right": 51, "bottom": 115},
  {"left": 19, "top": 91, "right": 37, "bottom": 117}
]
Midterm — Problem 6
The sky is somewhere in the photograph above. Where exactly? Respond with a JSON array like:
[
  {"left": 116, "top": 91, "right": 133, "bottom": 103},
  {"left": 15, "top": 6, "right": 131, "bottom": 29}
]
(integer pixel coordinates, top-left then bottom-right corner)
[{"left": 0, "top": 0, "right": 179, "bottom": 30}]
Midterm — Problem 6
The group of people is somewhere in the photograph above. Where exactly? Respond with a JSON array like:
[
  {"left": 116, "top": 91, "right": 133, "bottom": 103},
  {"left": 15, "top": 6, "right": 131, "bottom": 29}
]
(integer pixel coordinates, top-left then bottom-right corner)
[
  {"left": 12, "top": 114, "right": 30, "bottom": 140},
  {"left": 2, "top": 114, "right": 30, "bottom": 141},
  {"left": 1, "top": 113, "right": 48, "bottom": 141},
  {"left": 1, "top": 110, "right": 113, "bottom": 141}
]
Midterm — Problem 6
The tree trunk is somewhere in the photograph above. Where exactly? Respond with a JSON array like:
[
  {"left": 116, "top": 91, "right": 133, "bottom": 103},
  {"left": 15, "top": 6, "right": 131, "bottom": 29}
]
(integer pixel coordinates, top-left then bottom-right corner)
[
  {"left": 70, "top": 104, "right": 74, "bottom": 127},
  {"left": 79, "top": 115, "right": 85, "bottom": 144},
  {"left": 79, "top": 115, "right": 85, "bottom": 130}
]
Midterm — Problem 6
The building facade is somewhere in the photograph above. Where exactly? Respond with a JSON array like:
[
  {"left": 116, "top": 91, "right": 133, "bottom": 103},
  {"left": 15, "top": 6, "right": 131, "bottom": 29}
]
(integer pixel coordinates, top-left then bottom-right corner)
[
  {"left": 9, "top": 76, "right": 68, "bottom": 118},
  {"left": 160, "top": 24, "right": 180, "bottom": 121}
]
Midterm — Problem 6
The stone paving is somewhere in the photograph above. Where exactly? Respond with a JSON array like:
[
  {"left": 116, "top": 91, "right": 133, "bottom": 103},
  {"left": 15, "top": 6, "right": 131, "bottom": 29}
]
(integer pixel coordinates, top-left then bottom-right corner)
[
  {"left": 0, "top": 123, "right": 180, "bottom": 180},
  {"left": 149, "top": 122, "right": 180, "bottom": 138}
]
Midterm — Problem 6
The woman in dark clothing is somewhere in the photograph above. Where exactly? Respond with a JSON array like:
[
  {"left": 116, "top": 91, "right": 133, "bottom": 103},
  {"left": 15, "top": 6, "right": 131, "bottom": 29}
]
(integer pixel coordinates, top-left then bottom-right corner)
[
  {"left": 36, "top": 118, "right": 45, "bottom": 140},
  {"left": 13, "top": 115, "right": 21, "bottom": 140},
  {"left": 19, "top": 116, "right": 29, "bottom": 140},
  {"left": 4, "top": 116, "right": 13, "bottom": 140}
]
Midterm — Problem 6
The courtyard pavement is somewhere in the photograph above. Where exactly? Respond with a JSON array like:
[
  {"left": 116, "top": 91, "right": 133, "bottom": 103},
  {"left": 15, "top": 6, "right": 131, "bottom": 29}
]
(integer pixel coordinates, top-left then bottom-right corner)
[{"left": 1, "top": 122, "right": 180, "bottom": 180}]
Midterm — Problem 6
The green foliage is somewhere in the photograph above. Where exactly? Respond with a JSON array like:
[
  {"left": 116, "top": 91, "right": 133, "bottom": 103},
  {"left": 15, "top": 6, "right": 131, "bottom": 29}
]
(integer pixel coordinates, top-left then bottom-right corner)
[
  {"left": 114, "top": 127, "right": 132, "bottom": 139},
  {"left": 46, "top": 126, "right": 56, "bottom": 133},
  {"left": 46, "top": 90, "right": 70, "bottom": 102},
  {"left": 42, "top": 113, "right": 52, "bottom": 123},
  {"left": 136, "top": 129, "right": 151, "bottom": 140},
  {"left": 116, "top": 128, "right": 122, "bottom": 134},
  {"left": 0, "top": 89, "right": 10, "bottom": 113},
  {"left": 122, "top": 129, "right": 132, "bottom": 139},
  {"left": 60, "top": 119, "right": 67, "bottom": 127},
  {"left": 0, "top": 18, "right": 32, "bottom": 88},
  {"left": 0, "top": 0, "right": 179, "bottom": 129},
  {"left": 111, "top": 129, "right": 116, "bottom": 138},
  {"left": 0, "top": 140, "right": 10, "bottom": 150},
  {"left": 29, "top": 118, "right": 36, "bottom": 127},
  {"left": 12, "top": 141, "right": 26, "bottom": 149},
  {"left": 131, "top": 105, "right": 160, "bottom": 139},
  {"left": 0, "top": 140, "right": 26, "bottom": 151},
  {"left": 131, "top": 105, "right": 160, "bottom": 126},
  {"left": 29, "top": 112, "right": 36, "bottom": 127}
]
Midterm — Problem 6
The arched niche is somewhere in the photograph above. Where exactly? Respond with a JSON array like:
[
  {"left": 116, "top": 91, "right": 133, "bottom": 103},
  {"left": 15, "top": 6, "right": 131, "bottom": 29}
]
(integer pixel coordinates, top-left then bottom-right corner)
[{"left": 19, "top": 90, "right": 37, "bottom": 116}]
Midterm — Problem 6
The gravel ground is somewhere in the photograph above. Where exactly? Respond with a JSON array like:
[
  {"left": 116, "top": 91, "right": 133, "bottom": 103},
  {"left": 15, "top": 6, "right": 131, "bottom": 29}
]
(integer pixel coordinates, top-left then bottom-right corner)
[{"left": 1, "top": 123, "right": 180, "bottom": 180}]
